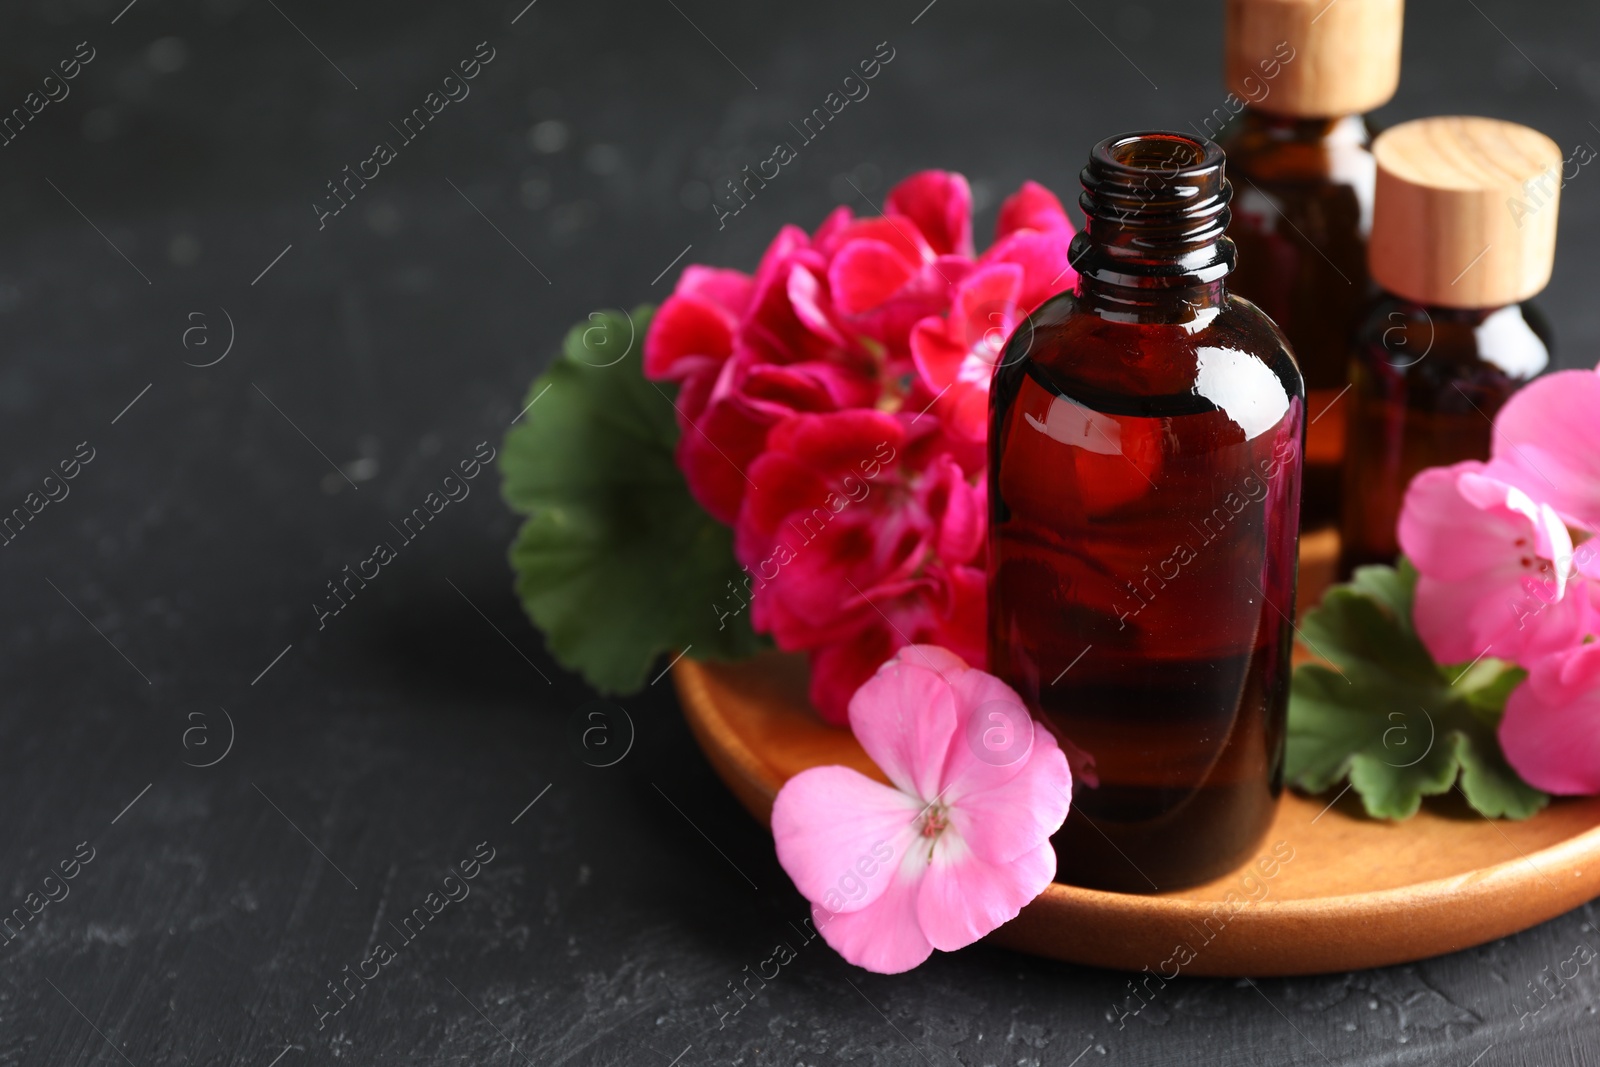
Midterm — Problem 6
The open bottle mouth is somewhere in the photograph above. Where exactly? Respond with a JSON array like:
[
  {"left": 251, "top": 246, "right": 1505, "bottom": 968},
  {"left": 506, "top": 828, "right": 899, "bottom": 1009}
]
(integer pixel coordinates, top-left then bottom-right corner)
[
  {"left": 1102, "top": 131, "right": 1215, "bottom": 172},
  {"left": 1071, "top": 131, "right": 1236, "bottom": 286}
]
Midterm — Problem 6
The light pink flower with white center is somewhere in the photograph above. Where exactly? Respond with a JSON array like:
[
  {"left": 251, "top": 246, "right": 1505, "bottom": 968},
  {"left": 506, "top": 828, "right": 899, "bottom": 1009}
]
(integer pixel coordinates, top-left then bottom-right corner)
[
  {"left": 1399, "top": 461, "right": 1592, "bottom": 668},
  {"left": 770, "top": 646, "right": 1071, "bottom": 974}
]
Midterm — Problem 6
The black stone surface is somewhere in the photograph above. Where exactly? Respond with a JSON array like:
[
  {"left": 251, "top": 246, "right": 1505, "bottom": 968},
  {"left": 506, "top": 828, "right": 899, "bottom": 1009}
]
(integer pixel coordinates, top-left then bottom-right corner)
[{"left": 0, "top": 0, "right": 1597, "bottom": 1063}]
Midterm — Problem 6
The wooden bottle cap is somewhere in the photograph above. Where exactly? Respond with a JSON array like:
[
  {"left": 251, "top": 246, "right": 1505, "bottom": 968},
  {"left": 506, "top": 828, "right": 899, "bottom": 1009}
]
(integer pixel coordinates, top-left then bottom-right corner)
[
  {"left": 1225, "top": 0, "right": 1404, "bottom": 117},
  {"left": 1369, "top": 116, "right": 1562, "bottom": 308}
]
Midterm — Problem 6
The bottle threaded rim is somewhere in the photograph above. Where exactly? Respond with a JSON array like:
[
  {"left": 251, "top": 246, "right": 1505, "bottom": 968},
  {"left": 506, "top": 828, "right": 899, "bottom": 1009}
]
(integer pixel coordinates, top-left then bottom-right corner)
[{"left": 1071, "top": 131, "right": 1236, "bottom": 287}]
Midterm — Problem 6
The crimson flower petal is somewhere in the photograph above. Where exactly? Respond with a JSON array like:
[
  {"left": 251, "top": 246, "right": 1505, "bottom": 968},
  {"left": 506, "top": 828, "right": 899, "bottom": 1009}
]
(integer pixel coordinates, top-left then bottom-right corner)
[
  {"left": 828, "top": 239, "right": 920, "bottom": 317},
  {"left": 996, "top": 180, "right": 1074, "bottom": 237},
  {"left": 678, "top": 264, "right": 755, "bottom": 314},
  {"left": 786, "top": 263, "right": 847, "bottom": 345},
  {"left": 985, "top": 230, "right": 1076, "bottom": 313},
  {"left": 807, "top": 629, "right": 899, "bottom": 725},
  {"left": 886, "top": 170, "right": 974, "bottom": 258},
  {"left": 644, "top": 291, "right": 739, "bottom": 381}
]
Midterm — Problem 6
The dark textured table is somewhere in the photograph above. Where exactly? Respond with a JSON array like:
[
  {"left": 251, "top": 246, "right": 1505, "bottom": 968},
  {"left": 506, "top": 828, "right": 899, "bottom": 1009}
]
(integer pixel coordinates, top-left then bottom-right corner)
[{"left": 1, "top": 0, "right": 1597, "bottom": 1063}]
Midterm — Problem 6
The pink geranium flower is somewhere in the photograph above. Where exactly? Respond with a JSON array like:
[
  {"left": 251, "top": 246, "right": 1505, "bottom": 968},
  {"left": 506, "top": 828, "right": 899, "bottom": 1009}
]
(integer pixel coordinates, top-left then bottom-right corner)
[
  {"left": 646, "top": 239, "right": 880, "bottom": 525},
  {"left": 817, "top": 171, "right": 977, "bottom": 342},
  {"left": 1398, "top": 461, "right": 1592, "bottom": 668},
  {"left": 735, "top": 411, "right": 987, "bottom": 722},
  {"left": 646, "top": 170, "right": 1077, "bottom": 724},
  {"left": 1501, "top": 643, "right": 1600, "bottom": 795},
  {"left": 647, "top": 175, "right": 988, "bottom": 526},
  {"left": 1488, "top": 367, "right": 1600, "bottom": 538},
  {"left": 910, "top": 182, "right": 1078, "bottom": 442},
  {"left": 771, "top": 646, "right": 1071, "bottom": 974}
]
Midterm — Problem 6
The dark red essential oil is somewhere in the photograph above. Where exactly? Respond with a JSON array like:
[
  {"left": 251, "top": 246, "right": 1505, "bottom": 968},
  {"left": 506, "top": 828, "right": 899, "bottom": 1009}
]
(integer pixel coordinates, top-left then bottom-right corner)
[
  {"left": 988, "top": 133, "right": 1305, "bottom": 892},
  {"left": 1338, "top": 298, "right": 1552, "bottom": 574},
  {"left": 1222, "top": 111, "right": 1375, "bottom": 528}
]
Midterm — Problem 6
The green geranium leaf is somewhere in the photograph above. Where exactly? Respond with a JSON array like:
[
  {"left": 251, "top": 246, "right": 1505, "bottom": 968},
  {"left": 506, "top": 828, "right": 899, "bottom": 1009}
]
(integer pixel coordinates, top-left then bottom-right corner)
[
  {"left": 1287, "top": 560, "right": 1548, "bottom": 820},
  {"left": 1348, "top": 558, "right": 1418, "bottom": 631},
  {"left": 499, "top": 306, "right": 765, "bottom": 694}
]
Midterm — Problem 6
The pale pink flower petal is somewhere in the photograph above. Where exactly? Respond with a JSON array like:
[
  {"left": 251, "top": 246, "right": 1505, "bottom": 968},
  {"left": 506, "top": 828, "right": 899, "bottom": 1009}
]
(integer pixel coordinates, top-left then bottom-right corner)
[
  {"left": 771, "top": 765, "right": 922, "bottom": 914},
  {"left": 1412, "top": 573, "right": 1590, "bottom": 668},
  {"left": 915, "top": 839, "right": 1056, "bottom": 952},
  {"left": 1490, "top": 369, "right": 1600, "bottom": 531},
  {"left": 1399, "top": 463, "right": 1579, "bottom": 667},
  {"left": 847, "top": 649, "right": 963, "bottom": 799},
  {"left": 1500, "top": 643, "right": 1600, "bottom": 795},
  {"left": 936, "top": 665, "right": 1043, "bottom": 796},
  {"left": 1458, "top": 470, "right": 1569, "bottom": 566},
  {"left": 1399, "top": 463, "right": 1508, "bottom": 580},
  {"left": 946, "top": 731, "right": 1072, "bottom": 866},
  {"left": 1575, "top": 542, "right": 1600, "bottom": 582},
  {"left": 810, "top": 855, "right": 933, "bottom": 974}
]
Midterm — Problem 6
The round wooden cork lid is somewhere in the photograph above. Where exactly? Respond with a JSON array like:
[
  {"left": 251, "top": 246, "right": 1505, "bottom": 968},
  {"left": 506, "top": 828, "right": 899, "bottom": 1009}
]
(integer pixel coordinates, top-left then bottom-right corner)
[
  {"left": 1370, "top": 116, "right": 1562, "bottom": 308},
  {"left": 1225, "top": 0, "right": 1404, "bottom": 117}
]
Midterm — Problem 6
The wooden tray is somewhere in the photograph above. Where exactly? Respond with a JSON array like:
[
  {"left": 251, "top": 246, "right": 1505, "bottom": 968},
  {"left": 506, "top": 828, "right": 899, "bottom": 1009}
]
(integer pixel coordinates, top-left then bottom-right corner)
[{"left": 672, "top": 530, "right": 1600, "bottom": 975}]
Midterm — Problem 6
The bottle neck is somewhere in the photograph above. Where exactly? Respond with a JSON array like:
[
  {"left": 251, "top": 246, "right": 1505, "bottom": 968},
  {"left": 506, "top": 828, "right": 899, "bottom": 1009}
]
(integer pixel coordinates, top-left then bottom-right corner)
[
  {"left": 1069, "top": 131, "right": 1235, "bottom": 319},
  {"left": 1237, "top": 108, "right": 1371, "bottom": 148},
  {"left": 1076, "top": 277, "right": 1228, "bottom": 322}
]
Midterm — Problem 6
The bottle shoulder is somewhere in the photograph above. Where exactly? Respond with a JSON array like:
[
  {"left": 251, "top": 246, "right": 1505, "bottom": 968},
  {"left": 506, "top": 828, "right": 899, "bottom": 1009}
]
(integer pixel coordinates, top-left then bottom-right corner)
[
  {"left": 1020, "top": 291, "right": 1297, "bottom": 363},
  {"left": 1001, "top": 291, "right": 1304, "bottom": 423},
  {"left": 1353, "top": 294, "right": 1553, "bottom": 382},
  {"left": 1221, "top": 112, "right": 1376, "bottom": 186}
]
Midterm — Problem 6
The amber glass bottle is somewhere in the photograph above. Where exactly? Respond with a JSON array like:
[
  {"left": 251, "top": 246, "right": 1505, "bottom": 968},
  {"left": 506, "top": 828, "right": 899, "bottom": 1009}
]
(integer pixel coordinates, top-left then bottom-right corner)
[
  {"left": 1339, "top": 116, "right": 1560, "bottom": 575},
  {"left": 989, "top": 132, "right": 1304, "bottom": 893},
  {"left": 1219, "top": 0, "right": 1405, "bottom": 528},
  {"left": 1224, "top": 113, "right": 1374, "bottom": 527},
  {"left": 1340, "top": 302, "right": 1552, "bottom": 572}
]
